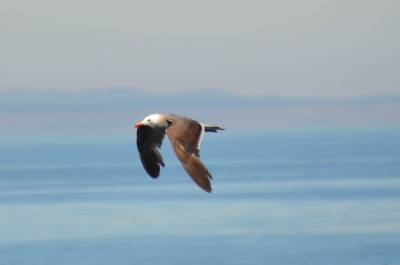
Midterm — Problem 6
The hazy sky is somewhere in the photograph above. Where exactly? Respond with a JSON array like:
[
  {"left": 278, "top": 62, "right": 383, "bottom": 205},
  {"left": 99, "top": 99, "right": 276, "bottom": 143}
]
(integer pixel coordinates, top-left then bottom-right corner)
[{"left": 1, "top": 0, "right": 399, "bottom": 97}]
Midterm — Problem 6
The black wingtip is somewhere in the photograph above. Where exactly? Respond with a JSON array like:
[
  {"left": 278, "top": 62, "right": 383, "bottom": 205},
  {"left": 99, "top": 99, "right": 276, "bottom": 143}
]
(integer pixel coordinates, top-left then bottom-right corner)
[
  {"left": 142, "top": 163, "right": 161, "bottom": 178},
  {"left": 147, "top": 171, "right": 160, "bottom": 179}
]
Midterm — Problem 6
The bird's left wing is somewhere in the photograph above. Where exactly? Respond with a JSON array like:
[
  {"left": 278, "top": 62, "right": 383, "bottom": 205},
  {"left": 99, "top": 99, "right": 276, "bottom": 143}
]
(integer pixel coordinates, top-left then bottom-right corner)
[{"left": 166, "top": 118, "right": 212, "bottom": 192}]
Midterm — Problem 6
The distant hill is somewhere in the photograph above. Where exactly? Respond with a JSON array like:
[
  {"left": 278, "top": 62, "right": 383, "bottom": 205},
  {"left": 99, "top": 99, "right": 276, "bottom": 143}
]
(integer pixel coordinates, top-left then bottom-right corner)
[{"left": 1, "top": 89, "right": 399, "bottom": 145}]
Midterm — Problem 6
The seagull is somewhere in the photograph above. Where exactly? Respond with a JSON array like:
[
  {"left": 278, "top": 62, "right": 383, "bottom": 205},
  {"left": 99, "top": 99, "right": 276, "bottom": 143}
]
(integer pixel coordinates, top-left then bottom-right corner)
[{"left": 134, "top": 113, "right": 224, "bottom": 192}]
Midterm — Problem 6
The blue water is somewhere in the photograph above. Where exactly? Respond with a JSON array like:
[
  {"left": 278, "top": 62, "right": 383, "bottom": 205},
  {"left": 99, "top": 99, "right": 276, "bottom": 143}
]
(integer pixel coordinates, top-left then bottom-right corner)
[{"left": 1, "top": 130, "right": 400, "bottom": 265}]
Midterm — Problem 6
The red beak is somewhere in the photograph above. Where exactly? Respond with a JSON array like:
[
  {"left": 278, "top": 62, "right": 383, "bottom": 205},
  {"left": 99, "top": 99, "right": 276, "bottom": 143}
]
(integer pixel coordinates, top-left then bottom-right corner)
[{"left": 134, "top": 122, "right": 143, "bottom": 128}]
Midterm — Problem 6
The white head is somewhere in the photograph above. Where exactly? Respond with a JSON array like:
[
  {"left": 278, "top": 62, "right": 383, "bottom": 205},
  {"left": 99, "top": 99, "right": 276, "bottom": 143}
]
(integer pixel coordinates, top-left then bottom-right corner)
[{"left": 135, "top": 113, "right": 168, "bottom": 128}]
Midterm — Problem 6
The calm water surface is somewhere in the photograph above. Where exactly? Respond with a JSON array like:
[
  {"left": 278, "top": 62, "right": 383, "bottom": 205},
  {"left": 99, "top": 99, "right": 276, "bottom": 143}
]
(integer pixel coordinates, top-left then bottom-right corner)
[{"left": 0, "top": 130, "right": 399, "bottom": 265}]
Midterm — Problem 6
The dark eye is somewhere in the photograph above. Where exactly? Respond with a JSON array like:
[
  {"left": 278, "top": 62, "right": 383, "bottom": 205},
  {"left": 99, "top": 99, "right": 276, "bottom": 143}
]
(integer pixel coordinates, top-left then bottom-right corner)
[{"left": 147, "top": 119, "right": 151, "bottom": 122}]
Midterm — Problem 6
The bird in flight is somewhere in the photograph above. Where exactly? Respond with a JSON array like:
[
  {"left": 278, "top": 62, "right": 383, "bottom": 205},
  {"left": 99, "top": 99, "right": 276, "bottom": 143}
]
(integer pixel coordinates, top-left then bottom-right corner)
[{"left": 134, "top": 113, "right": 224, "bottom": 192}]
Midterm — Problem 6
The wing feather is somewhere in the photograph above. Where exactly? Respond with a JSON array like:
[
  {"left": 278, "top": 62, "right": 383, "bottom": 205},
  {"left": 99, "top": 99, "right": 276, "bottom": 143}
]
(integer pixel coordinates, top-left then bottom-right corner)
[
  {"left": 136, "top": 125, "right": 166, "bottom": 178},
  {"left": 166, "top": 117, "right": 212, "bottom": 192},
  {"left": 170, "top": 141, "right": 212, "bottom": 192}
]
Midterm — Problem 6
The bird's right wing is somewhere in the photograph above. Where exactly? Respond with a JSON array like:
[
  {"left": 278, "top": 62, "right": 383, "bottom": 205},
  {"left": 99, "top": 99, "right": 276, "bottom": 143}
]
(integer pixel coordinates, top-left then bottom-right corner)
[{"left": 136, "top": 125, "right": 166, "bottom": 178}]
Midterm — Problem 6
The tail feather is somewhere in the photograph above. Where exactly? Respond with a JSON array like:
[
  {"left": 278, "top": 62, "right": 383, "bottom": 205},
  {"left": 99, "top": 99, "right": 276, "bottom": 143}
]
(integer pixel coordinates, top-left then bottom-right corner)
[{"left": 204, "top": 125, "right": 225, "bottom": 132}]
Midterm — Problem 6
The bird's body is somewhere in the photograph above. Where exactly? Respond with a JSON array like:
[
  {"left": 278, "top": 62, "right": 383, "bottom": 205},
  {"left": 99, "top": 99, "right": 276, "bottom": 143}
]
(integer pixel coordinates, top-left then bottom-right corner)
[{"left": 135, "top": 113, "right": 224, "bottom": 192}]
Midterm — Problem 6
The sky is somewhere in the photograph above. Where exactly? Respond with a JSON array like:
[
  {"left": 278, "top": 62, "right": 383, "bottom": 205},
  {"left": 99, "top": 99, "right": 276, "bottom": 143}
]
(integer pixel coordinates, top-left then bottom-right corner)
[
  {"left": 0, "top": 0, "right": 399, "bottom": 143},
  {"left": 0, "top": 0, "right": 399, "bottom": 97}
]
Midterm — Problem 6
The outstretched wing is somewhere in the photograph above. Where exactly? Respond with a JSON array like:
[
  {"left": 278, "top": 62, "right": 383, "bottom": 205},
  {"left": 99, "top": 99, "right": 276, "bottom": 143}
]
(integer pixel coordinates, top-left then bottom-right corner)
[
  {"left": 166, "top": 118, "right": 212, "bottom": 192},
  {"left": 136, "top": 125, "right": 166, "bottom": 178}
]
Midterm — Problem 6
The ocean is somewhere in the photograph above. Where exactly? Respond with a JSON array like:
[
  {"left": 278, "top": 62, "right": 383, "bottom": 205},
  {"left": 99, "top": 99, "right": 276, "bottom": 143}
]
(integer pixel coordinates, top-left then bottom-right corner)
[{"left": 0, "top": 129, "right": 399, "bottom": 265}]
